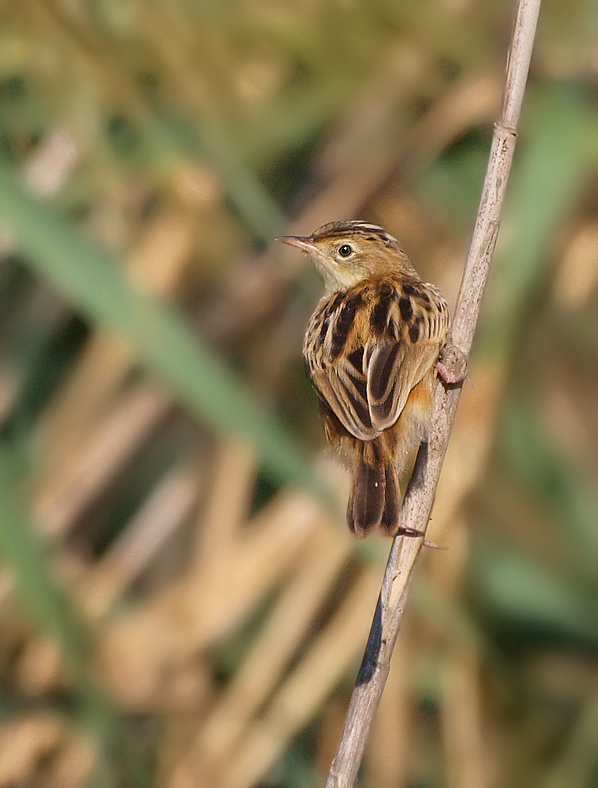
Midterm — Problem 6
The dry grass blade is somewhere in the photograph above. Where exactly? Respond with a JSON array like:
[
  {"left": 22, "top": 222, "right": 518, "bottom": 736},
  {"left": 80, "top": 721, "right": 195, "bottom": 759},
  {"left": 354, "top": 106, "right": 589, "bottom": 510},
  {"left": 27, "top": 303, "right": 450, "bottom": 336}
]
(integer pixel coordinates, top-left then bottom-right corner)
[
  {"left": 194, "top": 526, "right": 353, "bottom": 770},
  {"left": 35, "top": 384, "right": 172, "bottom": 538},
  {"left": 81, "top": 457, "right": 202, "bottom": 618},
  {"left": 216, "top": 569, "right": 381, "bottom": 788},
  {"left": 325, "top": 1, "right": 543, "bottom": 785},
  {"left": 98, "top": 488, "right": 325, "bottom": 710}
]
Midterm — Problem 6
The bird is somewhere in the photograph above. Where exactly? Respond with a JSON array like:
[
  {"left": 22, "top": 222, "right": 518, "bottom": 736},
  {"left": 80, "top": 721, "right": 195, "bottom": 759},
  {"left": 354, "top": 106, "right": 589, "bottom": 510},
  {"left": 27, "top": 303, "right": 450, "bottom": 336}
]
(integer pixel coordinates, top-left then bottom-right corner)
[{"left": 279, "top": 220, "right": 450, "bottom": 538}]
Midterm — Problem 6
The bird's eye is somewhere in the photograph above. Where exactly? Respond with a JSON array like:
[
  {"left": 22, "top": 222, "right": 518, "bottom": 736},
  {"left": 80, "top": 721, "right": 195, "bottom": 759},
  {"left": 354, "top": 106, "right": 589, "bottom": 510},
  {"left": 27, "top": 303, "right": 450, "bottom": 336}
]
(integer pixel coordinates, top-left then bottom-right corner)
[{"left": 338, "top": 244, "right": 353, "bottom": 258}]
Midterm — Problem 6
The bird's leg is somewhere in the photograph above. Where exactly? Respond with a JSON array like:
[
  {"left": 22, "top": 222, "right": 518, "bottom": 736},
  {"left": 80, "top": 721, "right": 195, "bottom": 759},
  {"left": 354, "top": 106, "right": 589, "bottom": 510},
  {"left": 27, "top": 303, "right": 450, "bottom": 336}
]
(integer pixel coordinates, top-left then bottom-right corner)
[{"left": 436, "top": 343, "right": 468, "bottom": 386}]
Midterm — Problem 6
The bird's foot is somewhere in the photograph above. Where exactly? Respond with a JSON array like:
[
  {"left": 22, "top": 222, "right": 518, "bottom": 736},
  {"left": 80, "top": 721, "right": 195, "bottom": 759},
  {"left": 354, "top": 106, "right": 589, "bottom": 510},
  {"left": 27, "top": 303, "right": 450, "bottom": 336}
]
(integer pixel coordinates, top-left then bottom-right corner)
[{"left": 436, "top": 344, "right": 468, "bottom": 386}]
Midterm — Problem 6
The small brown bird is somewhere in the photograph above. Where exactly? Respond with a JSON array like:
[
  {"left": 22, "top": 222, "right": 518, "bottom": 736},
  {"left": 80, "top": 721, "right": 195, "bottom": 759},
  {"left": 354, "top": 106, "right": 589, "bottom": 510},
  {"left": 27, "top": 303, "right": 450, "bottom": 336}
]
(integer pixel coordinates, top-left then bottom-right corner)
[{"left": 280, "top": 221, "right": 450, "bottom": 538}]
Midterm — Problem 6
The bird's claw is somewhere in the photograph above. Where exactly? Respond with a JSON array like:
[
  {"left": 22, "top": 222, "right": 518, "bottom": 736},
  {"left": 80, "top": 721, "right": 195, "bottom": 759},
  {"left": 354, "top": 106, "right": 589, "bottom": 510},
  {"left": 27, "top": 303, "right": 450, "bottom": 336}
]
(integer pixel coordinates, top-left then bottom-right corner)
[{"left": 436, "top": 344, "right": 468, "bottom": 386}]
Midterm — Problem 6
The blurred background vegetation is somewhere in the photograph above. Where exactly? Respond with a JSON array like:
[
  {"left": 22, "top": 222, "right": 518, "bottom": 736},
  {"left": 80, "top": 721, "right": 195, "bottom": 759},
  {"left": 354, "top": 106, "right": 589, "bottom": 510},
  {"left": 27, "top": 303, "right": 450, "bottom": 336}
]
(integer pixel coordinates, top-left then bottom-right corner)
[{"left": 0, "top": 0, "right": 596, "bottom": 786}]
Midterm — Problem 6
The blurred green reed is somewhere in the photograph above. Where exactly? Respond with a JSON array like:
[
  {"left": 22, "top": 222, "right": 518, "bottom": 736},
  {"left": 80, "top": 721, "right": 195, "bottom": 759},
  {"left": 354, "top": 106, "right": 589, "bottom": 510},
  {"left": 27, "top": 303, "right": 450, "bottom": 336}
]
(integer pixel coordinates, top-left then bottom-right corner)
[
  {"left": 0, "top": 161, "right": 325, "bottom": 498},
  {"left": 488, "top": 86, "right": 593, "bottom": 348}
]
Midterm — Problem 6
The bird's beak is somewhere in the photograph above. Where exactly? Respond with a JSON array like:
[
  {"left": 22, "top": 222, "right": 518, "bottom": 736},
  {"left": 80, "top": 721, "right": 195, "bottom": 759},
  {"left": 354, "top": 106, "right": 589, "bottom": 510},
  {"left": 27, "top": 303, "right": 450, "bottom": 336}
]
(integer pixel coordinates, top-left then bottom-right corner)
[{"left": 277, "top": 235, "right": 318, "bottom": 255}]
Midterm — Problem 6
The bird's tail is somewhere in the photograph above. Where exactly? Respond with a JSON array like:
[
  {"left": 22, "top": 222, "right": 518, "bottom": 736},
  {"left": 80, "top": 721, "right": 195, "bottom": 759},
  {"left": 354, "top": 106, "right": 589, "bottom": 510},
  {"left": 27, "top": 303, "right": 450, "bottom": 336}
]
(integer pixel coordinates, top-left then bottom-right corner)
[{"left": 347, "top": 437, "right": 400, "bottom": 538}]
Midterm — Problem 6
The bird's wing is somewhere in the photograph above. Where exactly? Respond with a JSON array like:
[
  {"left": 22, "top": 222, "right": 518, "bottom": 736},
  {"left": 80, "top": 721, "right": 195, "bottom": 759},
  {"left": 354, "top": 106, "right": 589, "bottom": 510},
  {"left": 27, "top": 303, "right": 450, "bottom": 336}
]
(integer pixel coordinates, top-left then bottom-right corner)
[
  {"left": 366, "top": 285, "right": 449, "bottom": 431},
  {"left": 304, "top": 292, "right": 379, "bottom": 440},
  {"left": 304, "top": 283, "right": 449, "bottom": 441},
  {"left": 310, "top": 349, "right": 379, "bottom": 441}
]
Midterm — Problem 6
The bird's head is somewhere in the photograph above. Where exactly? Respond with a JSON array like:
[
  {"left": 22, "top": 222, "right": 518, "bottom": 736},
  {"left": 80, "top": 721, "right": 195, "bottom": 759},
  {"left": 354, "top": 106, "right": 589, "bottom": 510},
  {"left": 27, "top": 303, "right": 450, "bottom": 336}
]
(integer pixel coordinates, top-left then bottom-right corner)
[{"left": 279, "top": 220, "right": 414, "bottom": 290}]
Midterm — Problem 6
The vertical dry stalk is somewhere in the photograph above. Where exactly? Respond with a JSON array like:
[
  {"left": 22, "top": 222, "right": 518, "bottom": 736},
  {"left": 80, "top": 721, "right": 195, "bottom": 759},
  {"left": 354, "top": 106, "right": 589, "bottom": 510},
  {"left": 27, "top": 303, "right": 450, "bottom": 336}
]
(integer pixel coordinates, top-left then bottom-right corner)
[{"left": 325, "top": 1, "right": 542, "bottom": 786}]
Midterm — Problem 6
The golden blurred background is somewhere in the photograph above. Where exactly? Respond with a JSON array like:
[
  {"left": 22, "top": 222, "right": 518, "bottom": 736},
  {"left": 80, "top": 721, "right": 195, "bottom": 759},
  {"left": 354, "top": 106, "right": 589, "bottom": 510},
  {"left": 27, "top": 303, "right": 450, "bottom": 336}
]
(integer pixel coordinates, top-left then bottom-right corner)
[{"left": 0, "top": 0, "right": 596, "bottom": 786}]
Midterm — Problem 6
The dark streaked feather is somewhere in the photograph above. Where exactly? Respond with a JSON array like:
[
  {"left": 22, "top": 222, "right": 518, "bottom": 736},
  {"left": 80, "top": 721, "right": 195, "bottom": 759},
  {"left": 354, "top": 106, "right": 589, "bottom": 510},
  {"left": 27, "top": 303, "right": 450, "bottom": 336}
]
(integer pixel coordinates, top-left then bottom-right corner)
[
  {"left": 304, "top": 277, "right": 449, "bottom": 442},
  {"left": 310, "top": 220, "right": 403, "bottom": 252},
  {"left": 346, "top": 435, "right": 404, "bottom": 536},
  {"left": 379, "top": 462, "right": 401, "bottom": 535},
  {"left": 347, "top": 443, "right": 386, "bottom": 537},
  {"left": 312, "top": 366, "right": 373, "bottom": 440},
  {"left": 369, "top": 282, "right": 394, "bottom": 336},
  {"left": 329, "top": 291, "right": 364, "bottom": 359}
]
